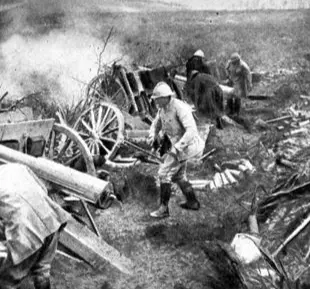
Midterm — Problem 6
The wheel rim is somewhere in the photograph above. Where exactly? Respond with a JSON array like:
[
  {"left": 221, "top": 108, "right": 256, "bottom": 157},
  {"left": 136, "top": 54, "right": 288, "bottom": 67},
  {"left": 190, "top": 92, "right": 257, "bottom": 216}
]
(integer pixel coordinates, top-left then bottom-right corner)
[
  {"left": 47, "top": 123, "right": 96, "bottom": 176},
  {"left": 86, "top": 72, "right": 131, "bottom": 113},
  {"left": 76, "top": 102, "right": 125, "bottom": 160}
]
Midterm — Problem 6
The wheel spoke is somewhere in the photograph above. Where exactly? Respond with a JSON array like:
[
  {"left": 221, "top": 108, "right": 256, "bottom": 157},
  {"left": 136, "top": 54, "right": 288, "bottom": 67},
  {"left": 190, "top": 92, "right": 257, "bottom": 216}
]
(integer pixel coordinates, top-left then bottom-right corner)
[
  {"left": 98, "top": 139, "right": 110, "bottom": 154},
  {"left": 110, "top": 87, "right": 123, "bottom": 101},
  {"left": 96, "top": 105, "right": 103, "bottom": 130},
  {"left": 100, "top": 114, "right": 117, "bottom": 132},
  {"left": 64, "top": 152, "right": 82, "bottom": 166},
  {"left": 100, "top": 136, "right": 116, "bottom": 144},
  {"left": 78, "top": 131, "right": 89, "bottom": 138},
  {"left": 89, "top": 142, "right": 95, "bottom": 155},
  {"left": 98, "top": 106, "right": 111, "bottom": 131},
  {"left": 90, "top": 107, "right": 96, "bottom": 129},
  {"left": 94, "top": 142, "right": 100, "bottom": 155},
  {"left": 100, "top": 126, "right": 119, "bottom": 136},
  {"left": 58, "top": 139, "right": 72, "bottom": 160},
  {"left": 81, "top": 119, "right": 93, "bottom": 133}
]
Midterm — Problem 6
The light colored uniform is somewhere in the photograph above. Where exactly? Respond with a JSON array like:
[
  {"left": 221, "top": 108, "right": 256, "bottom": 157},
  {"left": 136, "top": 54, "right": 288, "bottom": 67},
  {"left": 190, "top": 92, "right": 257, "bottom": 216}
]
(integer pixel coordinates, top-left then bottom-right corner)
[
  {"left": 150, "top": 98, "right": 204, "bottom": 183},
  {"left": 0, "top": 163, "right": 70, "bottom": 288},
  {"left": 226, "top": 59, "right": 252, "bottom": 98}
]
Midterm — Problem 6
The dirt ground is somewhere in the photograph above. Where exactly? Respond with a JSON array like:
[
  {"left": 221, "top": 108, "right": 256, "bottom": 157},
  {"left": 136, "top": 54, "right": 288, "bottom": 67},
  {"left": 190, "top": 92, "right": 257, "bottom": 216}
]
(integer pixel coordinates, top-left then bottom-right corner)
[{"left": 47, "top": 99, "right": 275, "bottom": 289}]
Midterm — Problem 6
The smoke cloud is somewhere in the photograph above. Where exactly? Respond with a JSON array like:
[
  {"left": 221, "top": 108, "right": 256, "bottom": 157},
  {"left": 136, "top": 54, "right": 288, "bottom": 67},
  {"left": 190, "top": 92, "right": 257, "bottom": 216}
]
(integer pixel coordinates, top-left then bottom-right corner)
[{"left": 0, "top": 0, "right": 127, "bottom": 106}]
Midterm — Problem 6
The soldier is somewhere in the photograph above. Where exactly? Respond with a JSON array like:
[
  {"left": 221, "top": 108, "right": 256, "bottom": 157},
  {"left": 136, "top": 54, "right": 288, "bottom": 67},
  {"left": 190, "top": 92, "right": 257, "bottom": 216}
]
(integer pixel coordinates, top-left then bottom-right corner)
[
  {"left": 0, "top": 163, "right": 70, "bottom": 289},
  {"left": 148, "top": 82, "right": 205, "bottom": 218},
  {"left": 185, "top": 49, "right": 211, "bottom": 79},
  {"left": 225, "top": 52, "right": 252, "bottom": 99},
  {"left": 186, "top": 70, "right": 224, "bottom": 124}
]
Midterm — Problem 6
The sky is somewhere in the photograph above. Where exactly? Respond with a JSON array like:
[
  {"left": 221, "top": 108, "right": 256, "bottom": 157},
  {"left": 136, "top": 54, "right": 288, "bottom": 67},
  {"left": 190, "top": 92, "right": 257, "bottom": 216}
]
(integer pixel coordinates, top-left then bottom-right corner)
[{"left": 158, "top": 0, "right": 310, "bottom": 10}]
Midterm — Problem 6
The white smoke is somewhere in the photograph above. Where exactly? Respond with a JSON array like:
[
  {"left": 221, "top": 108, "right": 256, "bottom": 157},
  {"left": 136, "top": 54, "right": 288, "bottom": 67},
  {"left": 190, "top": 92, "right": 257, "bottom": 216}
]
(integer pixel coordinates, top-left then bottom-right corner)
[
  {"left": 0, "top": 31, "right": 124, "bottom": 105},
  {"left": 0, "top": 0, "right": 128, "bottom": 106}
]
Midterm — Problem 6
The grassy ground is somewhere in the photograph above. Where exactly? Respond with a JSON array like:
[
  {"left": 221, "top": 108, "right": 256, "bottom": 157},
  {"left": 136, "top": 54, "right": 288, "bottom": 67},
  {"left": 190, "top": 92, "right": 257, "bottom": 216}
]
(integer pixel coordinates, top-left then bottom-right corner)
[{"left": 89, "top": 9, "right": 310, "bottom": 72}]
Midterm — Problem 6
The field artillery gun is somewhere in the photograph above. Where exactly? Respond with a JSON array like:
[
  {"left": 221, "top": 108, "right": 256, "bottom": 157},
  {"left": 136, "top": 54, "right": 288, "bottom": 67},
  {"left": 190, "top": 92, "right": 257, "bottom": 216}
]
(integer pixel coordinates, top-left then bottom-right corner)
[
  {"left": 85, "top": 63, "right": 183, "bottom": 124},
  {"left": 63, "top": 63, "right": 184, "bottom": 166},
  {"left": 0, "top": 93, "right": 133, "bottom": 275}
]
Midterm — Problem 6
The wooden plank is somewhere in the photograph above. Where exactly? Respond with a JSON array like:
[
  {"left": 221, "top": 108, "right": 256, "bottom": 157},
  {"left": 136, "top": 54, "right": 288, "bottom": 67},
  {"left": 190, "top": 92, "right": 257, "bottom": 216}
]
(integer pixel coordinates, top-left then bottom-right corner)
[
  {"left": 0, "top": 118, "right": 54, "bottom": 143},
  {"left": 60, "top": 218, "right": 133, "bottom": 275}
]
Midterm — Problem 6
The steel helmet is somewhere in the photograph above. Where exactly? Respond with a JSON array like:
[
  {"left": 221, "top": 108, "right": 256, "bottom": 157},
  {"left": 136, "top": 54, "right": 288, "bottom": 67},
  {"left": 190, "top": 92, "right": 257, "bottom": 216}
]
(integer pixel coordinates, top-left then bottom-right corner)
[
  {"left": 230, "top": 52, "right": 241, "bottom": 63},
  {"left": 193, "top": 49, "right": 205, "bottom": 58},
  {"left": 151, "top": 82, "right": 173, "bottom": 99}
]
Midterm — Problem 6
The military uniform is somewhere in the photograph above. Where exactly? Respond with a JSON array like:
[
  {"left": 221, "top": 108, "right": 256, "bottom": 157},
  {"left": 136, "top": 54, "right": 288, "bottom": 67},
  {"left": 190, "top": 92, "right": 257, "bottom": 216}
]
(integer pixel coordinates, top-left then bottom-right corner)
[
  {"left": 149, "top": 83, "right": 205, "bottom": 218},
  {"left": 186, "top": 72, "right": 224, "bottom": 119},
  {"left": 150, "top": 97, "right": 204, "bottom": 183},
  {"left": 0, "top": 164, "right": 70, "bottom": 289},
  {"left": 226, "top": 56, "right": 252, "bottom": 98}
]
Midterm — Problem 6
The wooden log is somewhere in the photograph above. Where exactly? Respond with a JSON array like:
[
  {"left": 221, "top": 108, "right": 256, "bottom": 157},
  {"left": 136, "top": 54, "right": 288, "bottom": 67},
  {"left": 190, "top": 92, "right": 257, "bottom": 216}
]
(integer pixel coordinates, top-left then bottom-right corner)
[
  {"left": 198, "top": 148, "right": 217, "bottom": 162},
  {"left": 0, "top": 144, "right": 111, "bottom": 207},
  {"left": 220, "top": 172, "right": 229, "bottom": 186},
  {"left": 299, "top": 119, "right": 310, "bottom": 127},
  {"left": 229, "top": 169, "right": 243, "bottom": 179},
  {"left": 224, "top": 169, "right": 238, "bottom": 184},
  {"left": 272, "top": 213, "right": 310, "bottom": 258},
  {"left": 60, "top": 217, "right": 133, "bottom": 275},
  {"left": 209, "top": 180, "right": 216, "bottom": 190},
  {"left": 213, "top": 173, "right": 223, "bottom": 188},
  {"left": 265, "top": 115, "right": 292, "bottom": 124},
  {"left": 284, "top": 127, "right": 307, "bottom": 137}
]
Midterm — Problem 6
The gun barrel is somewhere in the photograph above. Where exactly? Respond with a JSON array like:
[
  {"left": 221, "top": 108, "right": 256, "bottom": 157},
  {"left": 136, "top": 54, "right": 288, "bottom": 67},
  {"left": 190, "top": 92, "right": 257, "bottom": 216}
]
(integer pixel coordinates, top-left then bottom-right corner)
[{"left": 0, "top": 144, "right": 112, "bottom": 208}]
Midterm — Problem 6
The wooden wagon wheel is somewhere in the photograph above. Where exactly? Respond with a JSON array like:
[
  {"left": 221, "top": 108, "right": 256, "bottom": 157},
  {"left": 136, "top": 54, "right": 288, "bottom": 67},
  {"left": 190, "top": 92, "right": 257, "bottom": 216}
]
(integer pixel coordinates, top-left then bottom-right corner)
[
  {"left": 85, "top": 71, "right": 132, "bottom": 113},
  {"left": 47, "top": 122, "right": 97, "bottom": 176},
  {"left": 75, "top": 102, "right": 125, "bottom": 161},
  {"left": 47, "top": 122, "right": 114, "bottom": 235}
]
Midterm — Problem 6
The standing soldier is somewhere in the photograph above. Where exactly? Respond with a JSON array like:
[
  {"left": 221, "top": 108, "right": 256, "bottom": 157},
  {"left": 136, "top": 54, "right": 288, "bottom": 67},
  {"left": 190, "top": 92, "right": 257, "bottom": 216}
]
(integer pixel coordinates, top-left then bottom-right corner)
[
  {"left": 148, "top": 82, "right": 205, "bottom": 218},
  {"left": 186, "top": 49, "right": 211, "bottom": 79},
  {"left": 225, "top": 52, "right": 252, "bottom": 99},
  {"left": 0, "top": 163, "right": 70, "bottom": 289}
]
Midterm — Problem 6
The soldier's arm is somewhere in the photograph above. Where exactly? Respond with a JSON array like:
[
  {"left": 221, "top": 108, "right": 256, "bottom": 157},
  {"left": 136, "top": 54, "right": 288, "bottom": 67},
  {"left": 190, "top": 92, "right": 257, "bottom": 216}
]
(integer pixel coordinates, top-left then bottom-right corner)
[
  {"left": 242, "top": 63, "right": 252, "bottom": 91},
  {"left": 174, "top": 104, "right": 197, "bottom": 152},
  {"left": 149, "top": 112, "right": 162, "bottom": 139}
]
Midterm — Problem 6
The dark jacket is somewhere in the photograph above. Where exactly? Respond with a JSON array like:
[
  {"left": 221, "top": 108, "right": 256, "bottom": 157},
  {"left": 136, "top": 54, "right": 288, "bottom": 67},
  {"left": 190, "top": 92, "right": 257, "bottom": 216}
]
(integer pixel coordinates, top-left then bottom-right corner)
[
  {"left": 186, "top": 56, "right": 211, "bottom": 79},
  {"left": 186, "top": 72, "right": 224, "bottom": 118}
]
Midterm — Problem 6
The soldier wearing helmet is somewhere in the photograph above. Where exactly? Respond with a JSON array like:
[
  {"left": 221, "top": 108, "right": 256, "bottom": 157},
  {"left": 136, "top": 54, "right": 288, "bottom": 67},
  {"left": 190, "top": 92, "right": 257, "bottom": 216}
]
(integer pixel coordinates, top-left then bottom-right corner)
[
  {"left": 185, "top": 49, "right": 211, "bottom": 79},
  {"left": 225, "top": 52, "right": 252, "bottom": 99},
  {"left": 148, "top": 82, "right": 205, "bottom": 218}
]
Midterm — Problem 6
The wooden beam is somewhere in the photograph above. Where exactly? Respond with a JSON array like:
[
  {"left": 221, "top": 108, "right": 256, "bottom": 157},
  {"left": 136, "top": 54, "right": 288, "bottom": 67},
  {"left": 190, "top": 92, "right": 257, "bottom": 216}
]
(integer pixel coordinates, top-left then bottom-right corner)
[{"left": 60, "top": 217, "right": 133, "bottom": 275}]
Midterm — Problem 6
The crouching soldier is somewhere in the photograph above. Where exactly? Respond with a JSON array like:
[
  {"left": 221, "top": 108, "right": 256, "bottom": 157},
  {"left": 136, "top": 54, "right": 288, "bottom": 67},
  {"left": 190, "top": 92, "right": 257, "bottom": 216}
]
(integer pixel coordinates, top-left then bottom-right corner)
[
  {"left": 148, "top": 82, "right": 205, "bottom": 218},
  {"left": 0, "top": 163, "right": 70, "bottom": 289}
]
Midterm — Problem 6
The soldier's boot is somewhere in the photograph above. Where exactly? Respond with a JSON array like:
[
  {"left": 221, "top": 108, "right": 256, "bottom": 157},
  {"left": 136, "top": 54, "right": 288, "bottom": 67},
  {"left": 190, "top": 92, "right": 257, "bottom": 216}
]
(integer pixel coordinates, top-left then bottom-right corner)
[
  {"left": 178, "top": 181, "right": 200, "bottom": 210},
  {"left": 150, "top": 183, "right": 171, "bottom": 218}
]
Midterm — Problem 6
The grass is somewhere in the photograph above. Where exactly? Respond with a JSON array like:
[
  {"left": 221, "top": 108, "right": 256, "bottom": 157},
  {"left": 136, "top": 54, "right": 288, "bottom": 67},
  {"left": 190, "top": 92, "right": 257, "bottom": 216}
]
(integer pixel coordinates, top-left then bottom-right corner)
[{"left": 88, "top": 9, "right": 310, "bottom": 74}]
